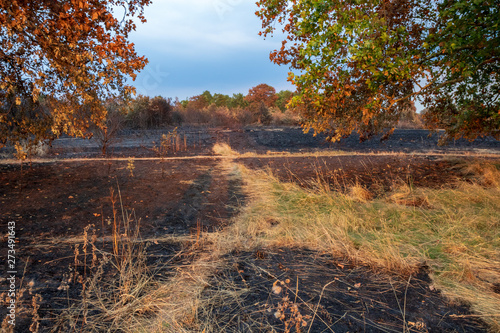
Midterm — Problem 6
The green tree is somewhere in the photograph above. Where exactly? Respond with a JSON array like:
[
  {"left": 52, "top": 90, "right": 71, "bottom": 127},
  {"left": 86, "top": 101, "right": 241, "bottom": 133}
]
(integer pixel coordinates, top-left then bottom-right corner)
[
  {"left": 228, "top": 93, "right": 248, "bottom": 109},
  {"left": 201, "top": 90, "right": 213, "bottom": 105},
  {"left": 212, "top": 93, "right": 231, "bottom": 107},
  {"left": 256, "top": 0, "right": 499, "bottom": 142},
  {"left": 275, "top": 90, "right": 294, "bottom": 112},
  {"left": 0, "top": 0, "right": 150, "bottom": 148}
]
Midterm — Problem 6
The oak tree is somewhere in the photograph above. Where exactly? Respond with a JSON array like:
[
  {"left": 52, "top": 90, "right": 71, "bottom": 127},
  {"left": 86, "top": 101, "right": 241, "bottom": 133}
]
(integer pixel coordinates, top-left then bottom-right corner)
[
  {"left": 256, "top": 0, "right": 499, "bottom": 142},
  {"left": 0, "top": 0, "right": 150, "bottom": 148},
  {"left": 245, "top": 83, "right": 278, "bottom": 108},
  {"left": 245, "top": 83, "right": 277, "bottom": 124}
]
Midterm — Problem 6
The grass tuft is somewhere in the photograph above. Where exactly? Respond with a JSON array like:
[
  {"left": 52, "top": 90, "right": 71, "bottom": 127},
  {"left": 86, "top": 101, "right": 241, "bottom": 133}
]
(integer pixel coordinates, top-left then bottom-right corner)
[
  {"left": 212, "top": 142, "right": 239, "bottom": 156},
  {"left": 348, "top": 183, "right": 373, "bottom": 202},
  {"left": 53, "top": 191, "right": 177, "bottom": 332}
]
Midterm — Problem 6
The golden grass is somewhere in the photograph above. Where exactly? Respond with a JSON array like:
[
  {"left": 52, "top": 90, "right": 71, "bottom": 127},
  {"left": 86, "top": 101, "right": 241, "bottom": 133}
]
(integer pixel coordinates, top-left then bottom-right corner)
[
  {"left": 49, "top": 158, "right": 500, "bottom": 332},
  {"left": 456, "top": 159, "right": 500, "bottom": 187},
  {"left": 348, "top": 183, "right": 374, "bottom": 202},
  {"left": 212, "top": 142, "right": 239, "bottom": 156},
  {"left": 51, "top": 198, "right": 180, "bottom": 332},
  {"left": 230, "top": 160, "right": 500, "bottom": 330}
]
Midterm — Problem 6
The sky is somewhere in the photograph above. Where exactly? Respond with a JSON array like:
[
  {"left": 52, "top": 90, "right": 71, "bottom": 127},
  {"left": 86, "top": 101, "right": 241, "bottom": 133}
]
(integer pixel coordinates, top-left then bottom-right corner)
[{"left": 128, "top": 0, "right": 295, "bottom": 101}]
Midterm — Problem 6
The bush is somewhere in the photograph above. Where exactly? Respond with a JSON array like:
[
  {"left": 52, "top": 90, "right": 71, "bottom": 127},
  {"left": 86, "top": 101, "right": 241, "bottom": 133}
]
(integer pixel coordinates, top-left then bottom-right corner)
[
  {"left": 170, "top": 109, "right": 184, "bottom": 126},
  {"left": 271, "top": 108, "right": 301, "bottom": 126},
  {"left": 92, "top": 99, "right": 126, "bottom": 155},
  {"left": 126, "top": 95, "right": 173, "bottom": 129},
  {"left": 207, "top": 105, "right": 240, "bottom": 128},
  {"left": 234, "top": 107, "right": 253, "bottom": 126}
]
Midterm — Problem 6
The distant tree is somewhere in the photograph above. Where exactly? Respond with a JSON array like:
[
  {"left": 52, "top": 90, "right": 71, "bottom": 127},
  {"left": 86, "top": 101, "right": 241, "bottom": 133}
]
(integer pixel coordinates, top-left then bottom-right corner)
[
  {"left": 149, "top": 96, "right": 172, "bottom": 127},
  {"left": 245, "top": 84, "right": 278, "bottom": 109},
  {"left": 201, "top": 91, "right": 213, "bottom": 105},
  {"left": 256, "top": 0, "right": 500, "bottom": 142},
  {"left": 245, "top": 84, "right": 278, "bottom": 124},
  {"left": 256, "top": 102, "right": 272, "bottom": 125},
  {"left": 212, "top": 93, "right": 231, "bottom": 107},
  {"left": 126, "top": 95, "right": 172, "bottom": 128},
  {"left": 0, "top": 0, "right": 150, "bottom": 148},
  {"left": 187, "top": 94, "right": 210, "bottom": 110},
  {"left": 275, "top": 90, "right": 294, "bottom": 112},
  {"left": 228, "top": 93, "right": 248, "bottom": 109},
  {"left": 397, "top": 101, "right": 424, "bottom": 129},
  {"left": 127, "top": 95, "right": 150, "bottom": 129}
]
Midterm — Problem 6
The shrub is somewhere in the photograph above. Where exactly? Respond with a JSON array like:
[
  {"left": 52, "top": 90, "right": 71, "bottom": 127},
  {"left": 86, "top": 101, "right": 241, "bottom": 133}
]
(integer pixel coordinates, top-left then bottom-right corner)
[
  {"left": 126, "top": 95, "right": 173, "bottom": 129},
  {"left": 271, "top": 108, "right": 301, "bottom": 126},
  {"left": 92, "top": 99, "right": 126, "bottom": 155}
]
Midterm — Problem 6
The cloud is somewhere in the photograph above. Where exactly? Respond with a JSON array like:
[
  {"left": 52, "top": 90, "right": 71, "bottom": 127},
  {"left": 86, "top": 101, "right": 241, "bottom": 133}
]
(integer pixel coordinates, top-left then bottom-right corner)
[{"left": 129, "top": 0, "right": 294, "bottom": 99}]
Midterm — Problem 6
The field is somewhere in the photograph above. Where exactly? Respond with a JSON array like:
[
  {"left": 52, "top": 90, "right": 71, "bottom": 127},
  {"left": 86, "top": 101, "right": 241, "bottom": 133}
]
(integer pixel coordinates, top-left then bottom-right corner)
[{"left": 1, "top": 127, "right": 499, "bottom": 332}]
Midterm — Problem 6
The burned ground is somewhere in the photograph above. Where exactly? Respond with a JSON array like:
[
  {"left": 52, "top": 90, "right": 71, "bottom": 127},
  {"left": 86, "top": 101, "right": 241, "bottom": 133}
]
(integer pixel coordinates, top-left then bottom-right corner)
[{"left": 0, "top": 126, "right": 498, "bottom": 332}]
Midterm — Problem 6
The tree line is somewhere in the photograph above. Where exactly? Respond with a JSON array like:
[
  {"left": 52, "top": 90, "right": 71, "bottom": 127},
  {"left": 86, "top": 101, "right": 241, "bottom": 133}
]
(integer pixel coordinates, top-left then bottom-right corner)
[{"left": 98, "top": 84, "right": 300, "bottom": 132}]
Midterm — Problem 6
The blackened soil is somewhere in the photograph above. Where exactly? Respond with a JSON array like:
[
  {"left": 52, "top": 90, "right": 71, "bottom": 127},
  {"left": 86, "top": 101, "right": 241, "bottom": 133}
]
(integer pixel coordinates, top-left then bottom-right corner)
[
  {"left": 203, "top": 248, "right": 488, "bottom": 333},
  {"left": 0, "top": 158, "right": 236, "bottom": 332},
  {"left": 240, "top": 127, "right": 500, "bottom": 154},
  {"left": 0, "top": 126, "right": 497, "bottom": 332},
  {"left": 1, "top": 127, "right": 498, "bottom": 160}
]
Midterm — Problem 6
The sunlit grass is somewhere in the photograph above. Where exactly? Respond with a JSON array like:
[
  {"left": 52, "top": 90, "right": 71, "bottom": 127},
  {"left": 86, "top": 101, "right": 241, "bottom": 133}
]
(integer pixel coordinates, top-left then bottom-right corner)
[
  {"left": 212, "top": 142, "right": 239, "bottom": 156},
  {"left": 49, "top": 158, "right": 500, "bottom": 332},
  {"left": 231, "top": 159, "right": 500, "bottom": 329}
]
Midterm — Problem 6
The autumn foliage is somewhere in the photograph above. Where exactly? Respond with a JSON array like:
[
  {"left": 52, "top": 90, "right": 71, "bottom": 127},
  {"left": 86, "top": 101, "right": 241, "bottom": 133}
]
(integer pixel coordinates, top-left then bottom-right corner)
[
  {"left": 173, "top": 85, "right": 300, "bottom": 127},
  {"left": 0, "top": 0, "right": 150, "bottom": 148},
  {"left": 245, "top": 83, "right": 278, "bottom": 109},
  {"left": 256, "top": 0, "right": 499, "bottom": 142}
]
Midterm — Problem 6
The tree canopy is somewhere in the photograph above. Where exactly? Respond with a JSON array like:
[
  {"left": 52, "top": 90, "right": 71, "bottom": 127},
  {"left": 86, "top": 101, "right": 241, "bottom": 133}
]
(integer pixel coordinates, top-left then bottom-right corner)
[
  {"left": 256, "top": 0, "right": 499, "bottom": 142},
  {"left": 0, "top": 0, "right": 150, "bottom": 148},
  {"left": 245, "top": 83, "right": 278, "bottom": 109}
]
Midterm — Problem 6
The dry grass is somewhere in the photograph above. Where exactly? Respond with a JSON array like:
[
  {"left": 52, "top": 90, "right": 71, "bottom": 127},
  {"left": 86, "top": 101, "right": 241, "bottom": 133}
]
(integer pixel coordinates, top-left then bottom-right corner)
[
  {"left": 229, "top": 159, "right": 500, "bottom": 330},
  {"left": 348, "top": 183, "right": 374, "bottom": 202},
  {"left": 212, "top": 142, "right": 239, "bottom": 156},
  {"left": 51, "top": 195, "right": 178, "bottom": 332},
  {"left": 454, "top": 159, "right": 500, "bottom": 187},
  {"left": 46, "top": 158, "right": 499, "bottom": 332},
  {"left": 51, "top": 161, "right": 247, "bottom": 333}
]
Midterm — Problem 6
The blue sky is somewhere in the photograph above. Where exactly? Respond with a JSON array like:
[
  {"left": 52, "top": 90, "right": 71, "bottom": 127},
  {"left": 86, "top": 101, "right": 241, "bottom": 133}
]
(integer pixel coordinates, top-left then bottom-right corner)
[{"left": 128, "top": 0, "right": 295, "bottom": 100}]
